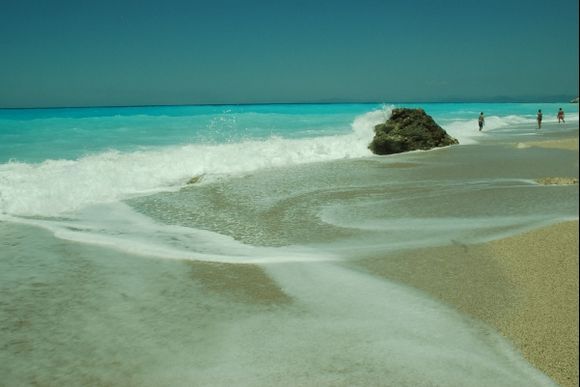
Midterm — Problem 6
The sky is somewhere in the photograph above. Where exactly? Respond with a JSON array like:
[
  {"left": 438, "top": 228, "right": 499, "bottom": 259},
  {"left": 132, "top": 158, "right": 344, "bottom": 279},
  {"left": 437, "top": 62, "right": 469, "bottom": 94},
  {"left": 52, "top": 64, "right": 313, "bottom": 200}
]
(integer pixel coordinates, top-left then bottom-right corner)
[{"left": 0, "top": 0, "right": 578, "bottom": 108}]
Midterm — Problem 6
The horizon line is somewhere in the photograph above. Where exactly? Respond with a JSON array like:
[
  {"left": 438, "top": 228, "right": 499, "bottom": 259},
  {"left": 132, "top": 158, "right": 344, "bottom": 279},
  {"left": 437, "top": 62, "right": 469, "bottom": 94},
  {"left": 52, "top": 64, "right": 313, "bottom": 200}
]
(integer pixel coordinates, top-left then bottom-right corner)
[{"left": 1, "top": 96, "right": 578, "bottom": 111}]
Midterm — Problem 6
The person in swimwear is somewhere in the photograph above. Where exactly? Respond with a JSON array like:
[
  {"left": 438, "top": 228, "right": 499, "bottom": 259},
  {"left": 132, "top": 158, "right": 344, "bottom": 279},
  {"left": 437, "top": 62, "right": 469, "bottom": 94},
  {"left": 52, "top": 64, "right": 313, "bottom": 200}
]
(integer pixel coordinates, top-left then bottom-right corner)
[
  {"left": 478, "top": 112, "right": 484, "bottom": 131},
  {"left": 537, "top": 109, "right": 543, "bottom": 129},
  {"left": 557, "top": 108, "right": 565, "bottom": 123}
]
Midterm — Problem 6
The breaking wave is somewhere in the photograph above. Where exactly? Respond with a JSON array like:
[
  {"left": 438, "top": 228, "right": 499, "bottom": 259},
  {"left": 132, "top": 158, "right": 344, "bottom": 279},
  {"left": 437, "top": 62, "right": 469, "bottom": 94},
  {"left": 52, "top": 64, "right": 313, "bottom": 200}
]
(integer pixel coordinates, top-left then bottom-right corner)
[{"left": 0, "top": 107, "right": 389, "bottom": 216}]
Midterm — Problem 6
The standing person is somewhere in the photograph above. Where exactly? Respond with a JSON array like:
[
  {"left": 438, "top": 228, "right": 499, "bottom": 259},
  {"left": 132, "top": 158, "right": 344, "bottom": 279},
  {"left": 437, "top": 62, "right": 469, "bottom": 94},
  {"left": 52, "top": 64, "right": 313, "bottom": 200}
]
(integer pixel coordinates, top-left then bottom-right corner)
[
  {"left": 557, "top": 108, "right": 565, "bottom": 123},
  {"left": 478, "top": 112, "right": 485, "bottom": 131},
  {"left": 537, "top": 109, "right": 543, "bottom": 129}
]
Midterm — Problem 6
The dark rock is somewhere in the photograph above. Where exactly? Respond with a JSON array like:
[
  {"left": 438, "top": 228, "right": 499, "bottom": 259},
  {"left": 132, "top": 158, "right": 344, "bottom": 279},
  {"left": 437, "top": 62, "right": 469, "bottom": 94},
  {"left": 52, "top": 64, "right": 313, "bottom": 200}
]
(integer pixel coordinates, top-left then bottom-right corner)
[{"left": 369, "top": 108, "right": 459, "bottom": 155}]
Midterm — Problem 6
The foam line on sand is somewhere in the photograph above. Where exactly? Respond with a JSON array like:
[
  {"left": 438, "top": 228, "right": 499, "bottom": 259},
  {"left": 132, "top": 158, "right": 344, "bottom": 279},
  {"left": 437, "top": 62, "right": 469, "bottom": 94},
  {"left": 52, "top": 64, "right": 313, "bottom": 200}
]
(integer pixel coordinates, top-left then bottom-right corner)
[{"left": 358, "top": 220, "right": 579, "bottom": 387}]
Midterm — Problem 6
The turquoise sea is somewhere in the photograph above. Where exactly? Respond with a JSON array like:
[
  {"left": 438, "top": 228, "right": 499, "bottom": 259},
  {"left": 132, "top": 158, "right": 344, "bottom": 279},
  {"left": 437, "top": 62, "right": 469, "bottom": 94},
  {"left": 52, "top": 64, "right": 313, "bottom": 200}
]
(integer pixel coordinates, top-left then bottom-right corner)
[
  {"left": 1, "top": 102, "right": 578, "bottom": 386},
  {"left": 1, "top": 102, "right": 577, "bottom": 164}
]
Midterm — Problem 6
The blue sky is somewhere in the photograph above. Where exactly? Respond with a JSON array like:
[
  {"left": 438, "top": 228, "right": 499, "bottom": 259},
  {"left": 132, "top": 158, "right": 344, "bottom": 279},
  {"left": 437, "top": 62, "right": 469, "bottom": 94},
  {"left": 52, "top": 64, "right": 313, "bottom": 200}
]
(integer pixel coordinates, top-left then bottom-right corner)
[{"left": 0, "top": 0, "right": 578, "bottom": 107}]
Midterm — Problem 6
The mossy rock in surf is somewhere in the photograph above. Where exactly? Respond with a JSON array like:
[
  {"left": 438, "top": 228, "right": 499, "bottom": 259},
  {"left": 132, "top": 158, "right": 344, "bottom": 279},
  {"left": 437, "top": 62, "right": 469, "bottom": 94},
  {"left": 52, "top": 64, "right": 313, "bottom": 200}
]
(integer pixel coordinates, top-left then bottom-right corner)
[{"left": 369, "top": 108, "right": 459, "bottom": 155}]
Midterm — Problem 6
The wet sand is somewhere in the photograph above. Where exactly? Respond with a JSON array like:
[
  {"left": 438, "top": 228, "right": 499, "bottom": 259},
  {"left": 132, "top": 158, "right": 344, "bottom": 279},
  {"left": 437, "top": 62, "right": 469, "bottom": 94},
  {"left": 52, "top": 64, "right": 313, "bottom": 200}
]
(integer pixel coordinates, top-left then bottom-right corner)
[
  {"left": 517, "top": 137, "right": 579, "bottom": 151},
  {"left": 535, "top": 177, "right": 578, "bottom": 185},
  {"left": 529, "top": 135, "right": 579, "bottom": 186},
  {"left": 188, "top": 261, "right": 292, "bottom": 305},
  {"left": 1, "top": 121, "right": 577, "bottom": 385},
  {"left": 354, "top": 116, "right": 580, "bottom": 387},
  {"left": 358, "top": 220, "right": 579, "bottom": 387}
]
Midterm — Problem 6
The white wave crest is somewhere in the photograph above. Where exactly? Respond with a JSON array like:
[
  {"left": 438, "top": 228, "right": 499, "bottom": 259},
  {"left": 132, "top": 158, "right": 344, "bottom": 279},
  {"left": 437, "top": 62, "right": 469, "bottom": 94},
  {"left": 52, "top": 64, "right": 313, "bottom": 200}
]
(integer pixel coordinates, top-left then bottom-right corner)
[
  {"left": 0, "top": 108, "right": 389, "bottom": 216},
  {"left": 442, "top": 114, "right": 535, "bottom": 144}
]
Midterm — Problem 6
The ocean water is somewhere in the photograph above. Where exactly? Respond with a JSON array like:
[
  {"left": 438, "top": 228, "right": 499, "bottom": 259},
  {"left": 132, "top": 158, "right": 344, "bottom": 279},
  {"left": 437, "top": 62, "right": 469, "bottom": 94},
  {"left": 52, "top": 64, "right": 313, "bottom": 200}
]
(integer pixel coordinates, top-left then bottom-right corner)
[{"left": 1, "top": 102, "right": 578, "bottom": 385}]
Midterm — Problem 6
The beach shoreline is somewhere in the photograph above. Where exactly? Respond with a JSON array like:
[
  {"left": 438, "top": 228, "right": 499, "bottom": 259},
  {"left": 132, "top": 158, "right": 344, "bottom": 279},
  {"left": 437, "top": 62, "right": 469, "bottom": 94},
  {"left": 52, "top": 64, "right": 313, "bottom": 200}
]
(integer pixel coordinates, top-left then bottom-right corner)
[
  {"left": 357, "top": 129, "right": 579, "bottom": 386},
  {"left": 1, "top": 107, "right": 578, "bottom": 386},
  {"left": 516, "top": 136, "right": 579, "bottom": 151},
  {"left": 357, "top": 220, "right": 579, "bottom": 387}
]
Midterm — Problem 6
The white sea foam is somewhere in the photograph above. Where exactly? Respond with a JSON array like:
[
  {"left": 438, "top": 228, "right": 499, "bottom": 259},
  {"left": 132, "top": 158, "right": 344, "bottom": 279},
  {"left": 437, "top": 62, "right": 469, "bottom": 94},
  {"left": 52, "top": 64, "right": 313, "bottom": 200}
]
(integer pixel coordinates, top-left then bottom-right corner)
[
  {"left": 318, "top": 213, "right": 576, "bottom": 254},
  {"left": 441, "top": 114, "right": 533, "bottom": 144},
  {"left": 0, "top": 108, "right": 389, "bottom": 217},
  {"left": 0, "top": 207, "right": 558, "bottom": 386},
  {"left": 249, "top": 262, "right": 557, "bottom": 386},
  {"left": 0, "top": 202, "right": 337, "bottom": 264},
  {"left": 0, "top": 104, "right": 574, "bottom": 386},
  {"left": 1, "top": 106, "right": 575, "bottom": 217},
  {"left": 442, "top": 112, "right": 580, "bottom": 144}
]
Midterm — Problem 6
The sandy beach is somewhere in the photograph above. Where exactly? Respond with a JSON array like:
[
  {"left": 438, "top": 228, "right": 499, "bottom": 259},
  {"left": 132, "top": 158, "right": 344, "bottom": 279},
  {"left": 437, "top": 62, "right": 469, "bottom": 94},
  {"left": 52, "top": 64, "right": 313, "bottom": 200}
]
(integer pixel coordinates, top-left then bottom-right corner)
[
  {"left": 1, "top": 0, "right": 578, "bottom": 381},
  {"left": 1, "top": 107, "right": 578, "bottom": 386},
  {"left": 349, "top": 126, "right": 579, "bottom": 386},
  {"left": 357, "top": 220, "right": 579, "bottom": 386},
  {"left": 518, "top": 137, "right": 579, "bottom": 151},
  {"left": 187, "top": 131, "right": 580, "bottom": 385},
  {"left": 357, "top": 131, "right": 579, "bottom": 386}
]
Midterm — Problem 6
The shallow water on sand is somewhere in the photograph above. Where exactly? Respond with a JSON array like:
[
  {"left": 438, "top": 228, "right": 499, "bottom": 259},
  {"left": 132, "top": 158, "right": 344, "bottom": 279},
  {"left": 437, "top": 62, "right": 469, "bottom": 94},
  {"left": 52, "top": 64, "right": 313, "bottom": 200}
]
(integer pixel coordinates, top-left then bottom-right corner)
[
  {"left": 2, "top": 99, "right": 579, "bottom": 386},
  {"left": 128, "top": 139, "right": 578, "bottom": 253},
  {"left": 2, "top": 125, "right": 577, "bottom": 385},
  {"left": 0, "top": 221, "right": 561, "bottom": 386}
]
